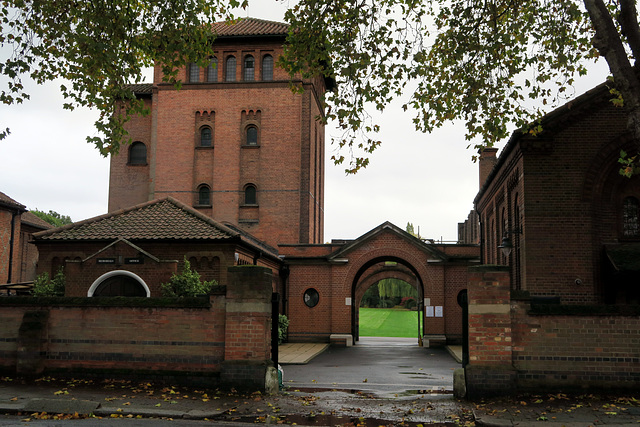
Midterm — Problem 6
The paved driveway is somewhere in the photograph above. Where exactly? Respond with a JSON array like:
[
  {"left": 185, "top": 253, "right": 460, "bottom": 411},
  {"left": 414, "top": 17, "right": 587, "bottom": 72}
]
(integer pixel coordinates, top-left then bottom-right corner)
[{"left": 281, "top": 337, "right": 460, "bottom": 398}]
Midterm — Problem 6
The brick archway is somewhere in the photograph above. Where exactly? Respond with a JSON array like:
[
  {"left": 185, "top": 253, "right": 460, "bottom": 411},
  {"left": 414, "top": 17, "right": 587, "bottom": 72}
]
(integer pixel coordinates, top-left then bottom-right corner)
[
  {"left": 349, "top": 255, "right": 426, "bottom": 342},
  {"left": 353, "top": 263, "right": 421, "bottom": 341}
]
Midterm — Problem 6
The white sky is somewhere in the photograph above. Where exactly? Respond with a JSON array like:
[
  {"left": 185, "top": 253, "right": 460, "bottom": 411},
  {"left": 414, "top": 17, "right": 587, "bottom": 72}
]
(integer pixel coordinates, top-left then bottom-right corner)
[{"left": 0, "top": 2, "right": 609, "bottom": 243}]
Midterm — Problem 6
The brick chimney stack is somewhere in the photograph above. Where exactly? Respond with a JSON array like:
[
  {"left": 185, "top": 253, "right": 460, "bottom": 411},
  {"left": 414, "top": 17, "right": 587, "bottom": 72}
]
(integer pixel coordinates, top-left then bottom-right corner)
[{"left": 478, "top": 147, "right": 498, "bottom": 189}]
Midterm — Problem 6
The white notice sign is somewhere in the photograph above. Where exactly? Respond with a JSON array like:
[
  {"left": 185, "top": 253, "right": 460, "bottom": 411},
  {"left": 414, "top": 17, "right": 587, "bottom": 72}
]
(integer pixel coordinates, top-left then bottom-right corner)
[
  {"left": 426, "top": 306, "right": 434, "bottom": 317},
  {"left": 435, "top": 306, "right": 443, "bottom": 317}
]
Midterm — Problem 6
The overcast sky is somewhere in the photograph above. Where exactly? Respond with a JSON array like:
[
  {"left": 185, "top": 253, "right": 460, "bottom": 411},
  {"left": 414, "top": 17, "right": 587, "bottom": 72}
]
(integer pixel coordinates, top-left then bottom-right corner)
[{"left": 0, "top": 2, "right": 609, "bottom": 243}]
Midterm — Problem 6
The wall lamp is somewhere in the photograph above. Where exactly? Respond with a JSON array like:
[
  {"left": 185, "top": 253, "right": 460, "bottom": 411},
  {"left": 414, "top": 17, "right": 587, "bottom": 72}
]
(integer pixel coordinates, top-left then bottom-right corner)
[{"left": 498, "top": 226, "right": 523, "bottom": 257}]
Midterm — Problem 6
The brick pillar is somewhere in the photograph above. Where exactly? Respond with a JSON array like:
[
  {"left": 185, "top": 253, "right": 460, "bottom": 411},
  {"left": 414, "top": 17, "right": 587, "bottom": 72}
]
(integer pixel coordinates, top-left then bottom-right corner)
[
  {"left": 221, "top": 266, "right": 277, "bottom": 393},
  {"left": 465, "top": 265, "right": 516, "bottom": 398}
]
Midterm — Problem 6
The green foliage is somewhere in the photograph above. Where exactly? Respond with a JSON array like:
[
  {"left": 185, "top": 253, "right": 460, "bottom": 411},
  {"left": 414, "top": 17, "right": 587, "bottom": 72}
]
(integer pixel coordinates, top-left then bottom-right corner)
[
  {"left": 161, "top": 258, "right": 217, "bottom": 297},
  {"left": 405, "top": 222, "right": 421, "bottom": 238},
  {"left": 0, "top": 0, "right": 248, "bottom": 153},
  {"left": 618, "top": 150, "right": 638, "bottom": 178},
  {"left": 31, "top": 267, "right": 65, "bottom": 297},
  {"left": 278, "top": 314, "right": 289, "bottom": 344},
  {"left": 31, "top": 209, "right": 73, "bottom": 228},
  {"left": 280, "top": 0, "right": 637, "bottom": 173},
  {"left": 362, "top": 279, "right": 418, "bottom": 308}
]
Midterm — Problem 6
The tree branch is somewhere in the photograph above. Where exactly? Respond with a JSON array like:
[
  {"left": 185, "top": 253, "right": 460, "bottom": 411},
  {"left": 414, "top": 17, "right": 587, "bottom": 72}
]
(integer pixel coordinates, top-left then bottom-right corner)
[
  {"left": 618, "top": 0, "right": 640, "bottom": 66},
  {"left": 584, "top": 0, "right": 640, "bottom": 143}
]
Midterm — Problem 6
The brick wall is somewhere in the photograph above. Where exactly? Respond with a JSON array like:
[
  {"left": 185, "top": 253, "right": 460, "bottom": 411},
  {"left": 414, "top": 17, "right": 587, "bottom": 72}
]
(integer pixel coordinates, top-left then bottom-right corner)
[
  {"left": 36, "top": 240, "right": 281, "bottom": 297},
  {"left": 0, "top": 266, "right": 276, "bottom": 391},
  {"left": 512, "top": 303, "right": 640, "bottom": 390},
  {"left": 465, "top": 266, "right": 640, "bottom": 398}
]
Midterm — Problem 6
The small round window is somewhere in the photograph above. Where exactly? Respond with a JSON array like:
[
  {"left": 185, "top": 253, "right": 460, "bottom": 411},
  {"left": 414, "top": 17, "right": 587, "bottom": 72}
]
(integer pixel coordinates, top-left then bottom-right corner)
[{"left": 303, "top": 288, "right": 319, "bottom": 308}]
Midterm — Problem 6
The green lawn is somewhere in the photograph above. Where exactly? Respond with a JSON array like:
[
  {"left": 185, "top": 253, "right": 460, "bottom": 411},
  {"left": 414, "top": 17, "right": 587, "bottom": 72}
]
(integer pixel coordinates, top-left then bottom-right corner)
[{"left": 359, "top": 308, "right": 420, "bottom": 337}]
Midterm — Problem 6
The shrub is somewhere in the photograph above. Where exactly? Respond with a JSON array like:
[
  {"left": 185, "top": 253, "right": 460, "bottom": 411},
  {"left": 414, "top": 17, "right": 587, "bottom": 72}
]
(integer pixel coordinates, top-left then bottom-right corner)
[
  {"left": 401, "top": 297, "right": 417, "bottom": 309},
  {"left": 31, "top": 267, "right": 65, "bottom": 297},
  {"left": 278, "top": 314, "right": 289, "bottom": 344},
  {"left": 161, "top": 258, "right": 216, "bottom": 297}
]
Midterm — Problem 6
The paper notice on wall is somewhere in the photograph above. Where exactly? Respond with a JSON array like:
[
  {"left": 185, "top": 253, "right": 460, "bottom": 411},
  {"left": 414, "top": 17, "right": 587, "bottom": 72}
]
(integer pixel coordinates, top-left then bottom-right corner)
[
  {"left": 345, "top": 297, "right": 351, "bottom": 306},
  {"left": 426, "top": 306, "right": 434, "bottom": 317},
  {"left": 435, "top": 306, "right": 443, "bottom": 317}
]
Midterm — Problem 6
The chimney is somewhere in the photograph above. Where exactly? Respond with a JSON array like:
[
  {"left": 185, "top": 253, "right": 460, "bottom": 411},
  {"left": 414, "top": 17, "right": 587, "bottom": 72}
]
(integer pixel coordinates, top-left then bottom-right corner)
[{"left": 478, "top": 147, "right": 498, "bottom": 189}]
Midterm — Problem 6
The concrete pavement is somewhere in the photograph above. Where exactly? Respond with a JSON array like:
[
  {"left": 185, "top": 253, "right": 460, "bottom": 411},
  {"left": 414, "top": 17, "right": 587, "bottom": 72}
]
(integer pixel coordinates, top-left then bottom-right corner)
[{"left": 0, "top": 342, "right": 636, "bottom": 426}]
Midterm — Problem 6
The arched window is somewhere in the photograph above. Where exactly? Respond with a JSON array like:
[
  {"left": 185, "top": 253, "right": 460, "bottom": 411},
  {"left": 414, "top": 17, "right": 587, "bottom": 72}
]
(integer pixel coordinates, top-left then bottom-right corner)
[
  {"left": 200, "top": 127, "right": 212, "bottom": 147},
  {"left": 225, "top": 56, "right": 236, "bottom": 81},
  {"left": 262, "top": 55, "right": 273, "bottom": 81},
  {"left": 246, "top": 126, "right": 258, "bottom": 145},
  {"left": 198, "top": 185, "right": 211, "bottom": 206},
  {"left": 244, "top": 184, "right": 257, "bottom": 205},
  {"left": 623, "top": 196, "right": 640, "bottom": 237},
  {"left": 129, "top": 141, "right": 147, "bottom": 165},
  {"left": 243, "top": 55, "right": 255, "bottom": 81},
  {"left": 206, "top": 57, "right": 218, "bottom": 82},
  {"left": 89, "top": 271, "right": 150, "bottom": 297},
  {"left": 189, "top": 62, "right": 199, "bottom": 82}
]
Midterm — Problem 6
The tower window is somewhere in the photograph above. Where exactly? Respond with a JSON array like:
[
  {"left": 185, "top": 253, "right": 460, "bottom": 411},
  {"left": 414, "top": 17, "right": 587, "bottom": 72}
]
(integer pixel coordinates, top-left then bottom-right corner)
[
  {"left": 623, "top": 196, "right": 640, "bottom": 237},
  {"left": 226, "top": 56, "right": 236, "bottom": 81},
  {"left": 189, "top": 63, "right": 199, "bottom": 83},
  {"left": 197, "top": 185, "right": 211, "bottom": 206},
  {"left": 207, "top": 57, "right": 218, "bottom": 82},
  {"left": 262, "top": 55, "right": 273, "bottom": 81},
  {"left": 244, "top": 184, "right": 257, "bottom": 205},
  {"left": 200, "top": 127, "right": 212, "bottom": 147},
  {"left": 129, "top": 141, "right": 147, "bottom": 165},
  {"left": 246, "top": 126, "right": 258, "bottom": 146},
  {"left": 243, "top": 55, "right": 255, "bottom": 81}
]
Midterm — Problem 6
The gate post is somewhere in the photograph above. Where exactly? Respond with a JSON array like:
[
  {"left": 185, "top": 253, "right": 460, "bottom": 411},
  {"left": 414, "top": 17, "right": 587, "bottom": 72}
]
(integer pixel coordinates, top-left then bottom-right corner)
[
  {"left": 221, "top": 266, "right": 278, "bottom": 393},
  {"left": 464, "top": 266, "right": 516, "bottom": 398}
]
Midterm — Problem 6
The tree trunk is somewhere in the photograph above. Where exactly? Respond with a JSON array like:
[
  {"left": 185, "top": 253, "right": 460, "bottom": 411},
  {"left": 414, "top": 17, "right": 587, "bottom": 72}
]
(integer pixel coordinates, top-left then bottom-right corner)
[{"left": 583, "top": 0, "right": 640, "bottom": 146}]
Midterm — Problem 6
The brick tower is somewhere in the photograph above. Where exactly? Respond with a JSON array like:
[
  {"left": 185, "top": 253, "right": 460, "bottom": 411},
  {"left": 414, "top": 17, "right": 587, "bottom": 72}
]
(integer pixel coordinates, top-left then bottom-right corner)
[{"left": 108, "top": 18, "right": 330, "bottom": 246}]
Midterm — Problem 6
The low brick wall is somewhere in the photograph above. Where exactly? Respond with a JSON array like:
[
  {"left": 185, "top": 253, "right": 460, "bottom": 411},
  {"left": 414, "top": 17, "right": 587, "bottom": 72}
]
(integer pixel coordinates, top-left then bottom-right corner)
[
  {"left": 512, "top": 303, "right": 640, "bottom": 390},
  {"left": 0, "top": 266, "right": 276, "bottom": 391},
  {"left": 465, "top": 266, "right": 640, "bottom": 398}
]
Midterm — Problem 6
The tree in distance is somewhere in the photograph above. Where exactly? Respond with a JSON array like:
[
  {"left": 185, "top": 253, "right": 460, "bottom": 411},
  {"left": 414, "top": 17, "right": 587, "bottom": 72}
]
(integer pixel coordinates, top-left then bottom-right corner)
[{"left": 31, "top": 209, "right": 72, "bottom": 228}]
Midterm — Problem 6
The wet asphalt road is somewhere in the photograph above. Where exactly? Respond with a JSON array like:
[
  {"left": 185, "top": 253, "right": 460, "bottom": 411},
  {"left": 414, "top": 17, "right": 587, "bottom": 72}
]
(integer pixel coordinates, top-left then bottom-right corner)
[{"left": 281, "top": 337, "right": 460, "bottom": 398}]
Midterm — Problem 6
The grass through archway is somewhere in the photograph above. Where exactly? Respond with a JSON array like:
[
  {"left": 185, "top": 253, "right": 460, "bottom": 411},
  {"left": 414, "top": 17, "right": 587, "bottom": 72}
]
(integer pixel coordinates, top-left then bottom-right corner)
[{"left": 359, "top": 307, "right": 419, "bottom": 338}]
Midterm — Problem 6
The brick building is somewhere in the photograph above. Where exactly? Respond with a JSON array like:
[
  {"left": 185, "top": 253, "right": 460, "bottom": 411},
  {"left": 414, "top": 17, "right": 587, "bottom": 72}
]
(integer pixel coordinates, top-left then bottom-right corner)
[
  {"left": 108, "top": 18, "right": 332, "bottom": 248},
  {"left": 0, "top": 192, "right": 51, "bottom": 291},
  {"left": 31, "top": 18, "right": 478, "bottom": 347},
  {"left": 279, "top": 222, "right": 479, "bottom": 344},
  {"left": 33, "top": 197, "right": 282, "bottom": 296},
  {"left": 469, "top": 80, "right": 640, "bottom": 304}
]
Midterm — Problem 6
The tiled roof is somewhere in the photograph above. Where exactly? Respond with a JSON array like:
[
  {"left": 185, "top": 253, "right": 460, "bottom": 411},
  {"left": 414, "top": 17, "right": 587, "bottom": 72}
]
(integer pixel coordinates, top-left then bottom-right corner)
[
  {"left": 211, "top": 18, "right": 289, "bottom": 37},
  {"left": 125, "top": 83, "right": 153, "bottom": 95},
  {"left": 0, "top": 191, "right": 26, "bottom": 211},
  {"left": 33, "top": 197, "right": 240, "bottom": 241},
  {"left": 21, "top": 212, "right": 53, "bottom": 230}
]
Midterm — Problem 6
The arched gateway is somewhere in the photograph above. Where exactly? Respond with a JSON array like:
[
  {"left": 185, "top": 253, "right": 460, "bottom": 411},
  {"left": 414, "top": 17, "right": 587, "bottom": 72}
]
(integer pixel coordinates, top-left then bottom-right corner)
[{"left": 279, "top": 222, "right": 479, "bottom": 346}]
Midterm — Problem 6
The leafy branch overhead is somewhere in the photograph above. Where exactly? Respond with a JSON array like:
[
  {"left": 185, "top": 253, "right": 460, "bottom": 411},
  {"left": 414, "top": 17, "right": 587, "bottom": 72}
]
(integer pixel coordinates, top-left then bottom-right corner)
[
  {"left": 2, "top": 0, "right": 640, "bottom": 174},
  {"left": 0, "top": 0, "right": 248, "bottom": 154},
  {"left": 280, "top": 0, "right": 640, "bottom": 173}
]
